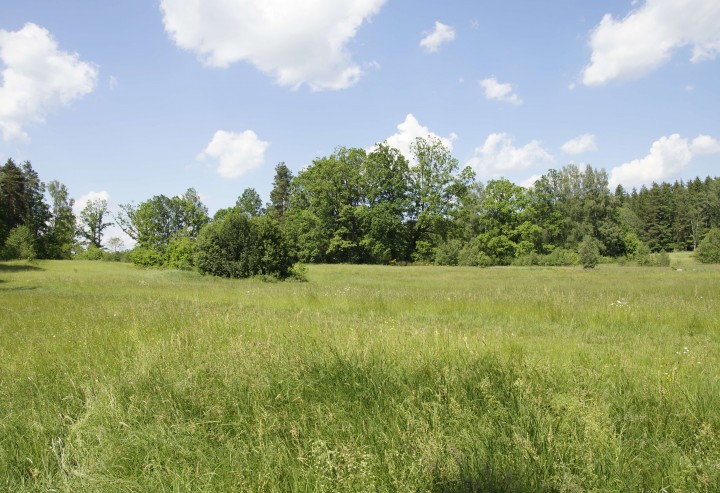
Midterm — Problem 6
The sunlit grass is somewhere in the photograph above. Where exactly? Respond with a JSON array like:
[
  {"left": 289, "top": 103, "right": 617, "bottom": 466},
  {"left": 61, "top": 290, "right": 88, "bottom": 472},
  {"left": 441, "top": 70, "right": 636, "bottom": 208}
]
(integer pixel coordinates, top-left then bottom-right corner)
[{"left": 1, "top": 259, "right": 719, "bottom": 491}]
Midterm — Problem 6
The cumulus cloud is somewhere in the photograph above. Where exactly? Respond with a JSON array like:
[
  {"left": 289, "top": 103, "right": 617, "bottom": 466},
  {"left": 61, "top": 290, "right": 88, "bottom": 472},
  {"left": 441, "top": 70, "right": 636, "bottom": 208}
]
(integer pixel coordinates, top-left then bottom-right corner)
[
  {"left": 74, "top": 191, "right": 110, "bottom": 214},
  {"left": 0, "top": 23, "right": 98, "bottom": 141},
  {"left": 583, "top": 0, "right": 720, "bottom": 85},
  {"left": 479, "top": 77, "right": 522, "bottom": 105},
  {"left": 609, "top": 134, "right": 720, "bottom": 188},
  {"left": 198, "top": 130, "right": 269, "bottom": 179},
  {"left": 466, "top": 133, "right": 554, "bottom": 178},
  {"left": 561, "top": 134, "right": 598, "bottom": 155},
  {"left": 420, "top": 21, "right": 456, "bottom": 53},
  {"left": 691, "top": 134, "right": 720, "bottom": 154},
  {"left": 160, "top": 0, "right": 386, "bottom": 91},
  {"left": 519, "top": 174, "right": 544, "bottom": 189},
  {"left": 377, "top": 113, "right": 457, "bottom": 161}
]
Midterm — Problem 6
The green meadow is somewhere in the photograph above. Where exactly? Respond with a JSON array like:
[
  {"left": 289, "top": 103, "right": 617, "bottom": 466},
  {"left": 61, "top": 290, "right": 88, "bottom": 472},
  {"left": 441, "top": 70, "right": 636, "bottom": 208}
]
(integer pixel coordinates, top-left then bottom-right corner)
[{"left": 1, "top": 258, "right": 719, "bottom": 492}]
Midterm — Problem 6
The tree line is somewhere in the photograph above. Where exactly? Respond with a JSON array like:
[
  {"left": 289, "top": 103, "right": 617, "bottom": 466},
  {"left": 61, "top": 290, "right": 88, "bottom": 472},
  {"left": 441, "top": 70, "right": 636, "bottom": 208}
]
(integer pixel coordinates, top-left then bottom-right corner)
[{"left": 2, "top": 137, "right": 720, "bottom": 275}]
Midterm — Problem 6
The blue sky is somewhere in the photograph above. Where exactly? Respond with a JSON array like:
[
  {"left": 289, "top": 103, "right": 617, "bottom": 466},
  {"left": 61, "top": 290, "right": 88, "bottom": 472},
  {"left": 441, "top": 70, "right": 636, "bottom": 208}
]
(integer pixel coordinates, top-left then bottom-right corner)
[{"left": 1, "top": 0, "right": 719, "bottom": 244}]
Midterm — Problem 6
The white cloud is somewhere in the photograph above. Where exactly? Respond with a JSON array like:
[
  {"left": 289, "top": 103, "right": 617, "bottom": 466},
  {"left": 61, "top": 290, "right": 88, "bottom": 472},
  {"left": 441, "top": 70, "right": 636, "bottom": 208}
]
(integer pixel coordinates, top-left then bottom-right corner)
[
  {"left": 519, "top": 174, "right": 543, "bottom": 189},
  {"left": 561, "top": 134, "right": 598, "bottom": 155},
  {"left": 198, "top": 130, "right": 269, "bottom": 179},
  {"left": 466, "top": 133, "right": 554, "bottom": 178},
  {"left": 420, "top": 21, "right": 456, "bottom": 53},
  {"left": 583, "top": 0, "right": 720, "bottom": 85},
  {"left": 690, "top": 134, "right": 720, "bottom": 154},
  {"left": 479, "top": 77, "right": 522, "bottom": 105},
  {"left": 609, "top": 133, "right": 720, "bottom": 188},
  {"left": 160, "top": 0, "right": 386, "bottom": 91},
  {"left": 74, "top": 190, "right": 110, "bottom": 214},
  {"left": 109, "top": 76, "right": 118, "bottom": 90},
  {"left": 376, "top": 113, "right": 457, "bottom": 161},
  {"left": 0, "top": 23, "right": 98, "bottom": 141}
]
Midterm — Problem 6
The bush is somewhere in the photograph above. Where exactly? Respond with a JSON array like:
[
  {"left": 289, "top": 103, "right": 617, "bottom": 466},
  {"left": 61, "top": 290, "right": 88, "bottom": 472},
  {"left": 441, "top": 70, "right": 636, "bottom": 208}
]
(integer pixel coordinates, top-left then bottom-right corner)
[
  {"left": 578, "top": 236, "right": 600, "bottom": 269},
  {"left": 1, "top": 226, "right": 37, "bottom": 261},
  {"left": 165, "top": 236, "right": 196, "bottom": 270},
  {"left": 539, "top": 247, "right": 579, "bottom": 266},
  {"left": 411, "top": 240, "right": 436, "bottom": 265},
  {"left": 76, "top": 244, "right": 105, "bottom": 260},
  {"left": 696, "top": 228, "right": 720, "bottom": 263},
  {"left": 434, "top": 239, "right": 462, "bottom": 266},
  {"left": 633, "top": 243, "right": 672, "bottom": 267},
  {"left": 655, "top": 250, "right": 671, "bottom": 267},
  {"left": 512, "top": 252, "right": 539, "bottom": 266},
  {"left": 634, "top": 243, "right": 652, "bottom": 266},
  {"left": 128, "top": 247, "right": 163, "bottom": 267},
  {"left": 457, "top": 240, "right": 494, "bottom": 267},
  {"left": 195, "top": 212, "right": 295, "bottom": 279}
]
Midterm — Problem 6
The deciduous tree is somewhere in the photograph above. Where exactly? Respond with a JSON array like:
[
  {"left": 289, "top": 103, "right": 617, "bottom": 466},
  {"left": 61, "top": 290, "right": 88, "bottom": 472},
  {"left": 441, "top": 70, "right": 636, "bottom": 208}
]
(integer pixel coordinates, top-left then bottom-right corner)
[{"left": 78, "top": 199, "right": 112, "bottom": 248}]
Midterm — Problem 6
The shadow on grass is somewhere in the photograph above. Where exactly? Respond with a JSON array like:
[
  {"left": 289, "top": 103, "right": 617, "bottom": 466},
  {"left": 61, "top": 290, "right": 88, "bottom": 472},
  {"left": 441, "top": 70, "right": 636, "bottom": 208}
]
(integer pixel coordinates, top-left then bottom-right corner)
[
  {"left": 0, "top": 263, "right": 44, "bottom": 273},
  {"left": 0, "top": 285, "right": 38, "bottom": 291}
]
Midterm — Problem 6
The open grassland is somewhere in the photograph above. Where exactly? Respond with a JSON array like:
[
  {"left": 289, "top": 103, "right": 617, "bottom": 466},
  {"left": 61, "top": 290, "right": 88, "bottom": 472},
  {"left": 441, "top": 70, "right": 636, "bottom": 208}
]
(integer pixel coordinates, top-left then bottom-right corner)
[{"left": 1, "top": 259, "right": 719, "bottom": 492}]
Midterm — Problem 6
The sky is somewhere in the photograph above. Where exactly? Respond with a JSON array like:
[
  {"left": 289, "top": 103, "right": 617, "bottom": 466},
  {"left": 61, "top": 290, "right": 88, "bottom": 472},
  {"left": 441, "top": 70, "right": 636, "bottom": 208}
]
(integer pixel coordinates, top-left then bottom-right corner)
[{"left": 1, "top": 0, "right": 719, "bottom": 245}]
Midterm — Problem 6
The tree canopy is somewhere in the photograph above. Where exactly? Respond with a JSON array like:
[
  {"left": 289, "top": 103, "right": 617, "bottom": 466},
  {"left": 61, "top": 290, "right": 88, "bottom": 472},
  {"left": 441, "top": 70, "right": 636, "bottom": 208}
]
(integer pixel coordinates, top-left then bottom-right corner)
[{"left": 2, "top": 143, "right": 719, "bottom": 270}]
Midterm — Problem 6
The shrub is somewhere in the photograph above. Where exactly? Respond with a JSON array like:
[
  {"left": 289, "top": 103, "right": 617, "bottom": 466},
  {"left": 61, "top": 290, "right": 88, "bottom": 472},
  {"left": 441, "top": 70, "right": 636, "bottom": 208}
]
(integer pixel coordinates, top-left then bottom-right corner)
[
  {"left": 412, "top": 240, "right": 436, "bottom": 264},
  {"left": 128, "top": 247, "right": 163, "bottom": 267},
  {"left": 655, "top": 250, "right": 671, "bottom": 267},
  {"left": 539, "top": 248, "right": 579, "bottom": 266},
  {"left": 434, "top": 239, "right": 462, "bottom": 266},
  {"left": 165, "top": 236, "right": 196, "bottom": 270},
  {"left": 634, "top": 243, "right": 652, "bottom": 266},
  {"left": 76, "top": 244, "right": 105, "bottom": 260},
  {"left": 1, "top": 225, "right": 37, "bottom": 261},
  {"left": 195, "top": 212, "right": 295, "bottom": 279},
  {"left": 632, "top": 243, "right": 672, "bottom": 267},
  {"left": 696, "top": 228, "right": 720, "bottom": 263},
  {"left": 457, "top": 241, "right": 494, "bottom": 267},
  {"left": 578, "top": 236, "right": 600, "bottom": 269},
  {"left": 512, "top": 252, "right": 539, "bottom": 266}
]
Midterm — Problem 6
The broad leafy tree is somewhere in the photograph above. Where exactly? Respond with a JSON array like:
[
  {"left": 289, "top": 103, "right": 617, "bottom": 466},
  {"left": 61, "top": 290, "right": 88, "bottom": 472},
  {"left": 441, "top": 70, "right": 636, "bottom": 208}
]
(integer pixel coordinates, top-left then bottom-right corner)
[
  {"left": 236, "top": 188, "right": 264, "bottom": 217},
  {"left": 46, "top": 180, "right": 76, "bottom": 258},
  {"left": 407, "top": 137, "right": 474, "bottom": 261},
  {"left": 78, "top": 199, "right": 112, "bottom": 248},
  {"left": 118, "top": 188, "right": 209, "bottom": 258},
  {"left": 285, "top": 147, "right": 365, "bottom": 263}
]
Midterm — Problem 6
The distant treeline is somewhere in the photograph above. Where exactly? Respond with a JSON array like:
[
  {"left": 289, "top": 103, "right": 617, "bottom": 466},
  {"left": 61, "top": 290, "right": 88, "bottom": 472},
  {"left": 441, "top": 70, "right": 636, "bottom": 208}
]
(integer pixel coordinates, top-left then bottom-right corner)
[{"left": 2, "top": 137, "right": 720, "bottom": 270}]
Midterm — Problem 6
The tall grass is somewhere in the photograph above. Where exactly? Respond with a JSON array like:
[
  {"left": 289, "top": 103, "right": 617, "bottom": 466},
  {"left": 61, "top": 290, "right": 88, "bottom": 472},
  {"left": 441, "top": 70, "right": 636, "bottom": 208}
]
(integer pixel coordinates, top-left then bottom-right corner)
[{"left": 1, "top": 259, "right": 719, "bottom": 492}]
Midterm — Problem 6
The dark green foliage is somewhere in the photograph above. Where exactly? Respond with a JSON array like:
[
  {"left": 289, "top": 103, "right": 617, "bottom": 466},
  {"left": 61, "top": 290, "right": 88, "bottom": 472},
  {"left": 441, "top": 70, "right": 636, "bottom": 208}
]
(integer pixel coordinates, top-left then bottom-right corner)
[
  {"left": 696, "top": 228, "right": 720, "bottom": 263},
  {"left": 195, "top": 211, "right": 294, "bottom": 278},
  {"left": 0, "top": 159, "right": 30, "bottom": 243},
  {"left": 267, "top": 162, "right": 293, "bottom": 221},
  {"left": 512, "top": 248, "right": 579, "bottom": 267},
  {"left": 578, "top": 235, "right": 600, "bottom": 269},
  {"left": 3, "top": 150, "right": 718, "bottom": 269},
  {"left": 0, "top": 160, "right": 51, "bottom": 256},
  {"left": 434, "top": 239, "right": 463, "bottom": 265}
]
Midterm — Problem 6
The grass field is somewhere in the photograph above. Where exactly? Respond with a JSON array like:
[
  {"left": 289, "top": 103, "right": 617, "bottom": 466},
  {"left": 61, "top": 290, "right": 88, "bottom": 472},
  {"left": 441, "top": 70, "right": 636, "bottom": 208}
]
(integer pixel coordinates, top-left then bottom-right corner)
[{"left": 1, "top": 258, "right": 719, "bottom": 492}]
